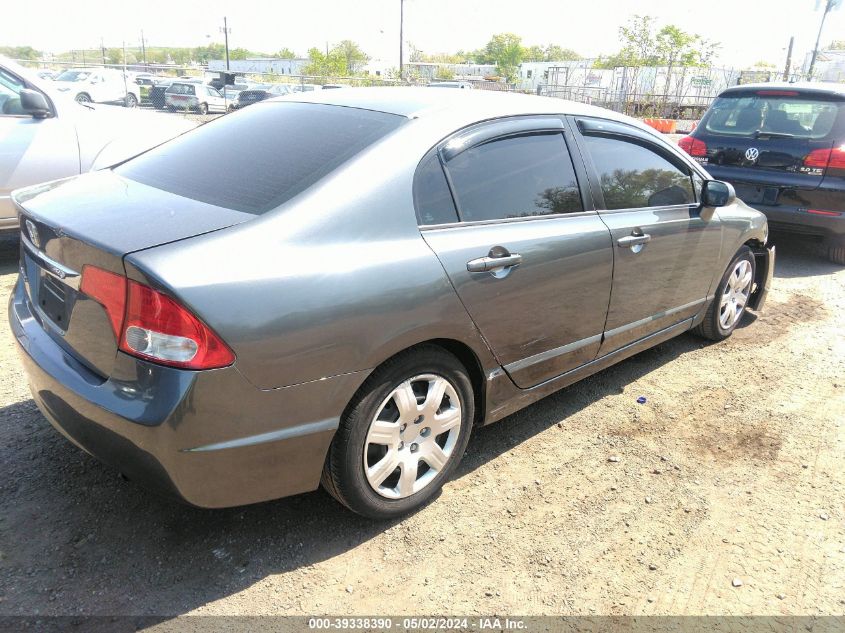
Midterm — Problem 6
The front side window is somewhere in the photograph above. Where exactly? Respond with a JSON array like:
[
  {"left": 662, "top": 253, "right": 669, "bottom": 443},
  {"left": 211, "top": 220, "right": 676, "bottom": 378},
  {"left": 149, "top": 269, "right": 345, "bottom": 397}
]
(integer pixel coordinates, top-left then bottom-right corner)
[
  {"left": 0, "top": 68, "right": 24, "bottom": 116},
  {"left": 444, "top": 133, "right": 583, "bottom": 222},
  {"left": 582, "top": 135, "right": 694, "bottom": 210}
]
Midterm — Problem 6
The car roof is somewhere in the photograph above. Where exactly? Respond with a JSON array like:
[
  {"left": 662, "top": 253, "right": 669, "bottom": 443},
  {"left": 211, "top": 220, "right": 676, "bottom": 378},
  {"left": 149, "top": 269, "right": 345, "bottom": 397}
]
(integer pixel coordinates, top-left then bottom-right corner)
[
  {"left": 719, "top": 81, "right": 845, "bottom": 98},
  {"left": 283, "top": 86, "right": 641, "bottom": 124}
]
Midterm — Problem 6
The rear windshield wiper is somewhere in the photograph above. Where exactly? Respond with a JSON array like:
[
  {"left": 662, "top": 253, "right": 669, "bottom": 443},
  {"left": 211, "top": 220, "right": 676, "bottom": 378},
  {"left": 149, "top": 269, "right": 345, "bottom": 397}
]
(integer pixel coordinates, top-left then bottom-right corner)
[{"left": 753, "top": 130, "right": 796, "bottom": 139}]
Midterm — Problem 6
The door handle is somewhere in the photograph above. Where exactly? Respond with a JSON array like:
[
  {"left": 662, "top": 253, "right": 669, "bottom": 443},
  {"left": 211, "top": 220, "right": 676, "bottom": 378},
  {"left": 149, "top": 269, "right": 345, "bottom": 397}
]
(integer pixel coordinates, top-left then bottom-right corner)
[
  {"left": 466, "top": 253, "right": 523, "bottom": 272},
  {"left": 617, "top": 234, "right": 652, "bottom": 248}
]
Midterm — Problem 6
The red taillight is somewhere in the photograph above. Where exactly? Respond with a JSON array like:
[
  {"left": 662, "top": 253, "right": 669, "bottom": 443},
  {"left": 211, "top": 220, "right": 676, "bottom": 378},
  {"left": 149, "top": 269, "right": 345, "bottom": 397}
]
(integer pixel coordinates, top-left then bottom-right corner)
[
  {"left": 804, "top": 145, "right": 845, "bottom": 170},
  {"left": 80, "top": 266, "right": 126, "bottom": 339},
  {"left": 80, "top": 266, "right": 234, "bottom": 370},
  {"left": 807, "top": 209, "right": 842, "bottom": 216},
  {"left": 678, "top": 136, "right": 707, "bottom": 157}
]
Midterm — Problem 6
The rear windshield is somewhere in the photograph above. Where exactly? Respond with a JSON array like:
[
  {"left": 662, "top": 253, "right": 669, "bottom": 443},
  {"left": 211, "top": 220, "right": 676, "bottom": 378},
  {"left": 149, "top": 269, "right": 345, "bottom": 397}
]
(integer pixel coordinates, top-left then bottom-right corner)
[
  {"left": 55, "top": 71, "right": 91, "bottom": 82},
  {"left": 704, "top": 93, "right": 843, "bottom": 139},
  {"left": 116, "top": 102, "right": 405, "bottom": 214},
  {"left": 167, "top": 83, "right": 196, "bottom": 95}
]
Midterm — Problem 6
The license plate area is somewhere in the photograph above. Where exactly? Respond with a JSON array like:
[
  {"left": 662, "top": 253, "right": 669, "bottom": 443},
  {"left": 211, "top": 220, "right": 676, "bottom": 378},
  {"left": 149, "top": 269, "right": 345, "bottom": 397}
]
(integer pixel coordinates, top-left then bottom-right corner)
[{"left": 38, "top": 270, "right": 72, "bottom": 331}]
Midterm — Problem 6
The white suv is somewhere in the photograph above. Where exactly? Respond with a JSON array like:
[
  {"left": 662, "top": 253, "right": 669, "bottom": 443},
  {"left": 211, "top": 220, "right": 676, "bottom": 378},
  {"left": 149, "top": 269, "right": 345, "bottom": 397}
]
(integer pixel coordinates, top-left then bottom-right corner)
[{"left": 52, "top": 68, "right": 140, "bottom": 107}]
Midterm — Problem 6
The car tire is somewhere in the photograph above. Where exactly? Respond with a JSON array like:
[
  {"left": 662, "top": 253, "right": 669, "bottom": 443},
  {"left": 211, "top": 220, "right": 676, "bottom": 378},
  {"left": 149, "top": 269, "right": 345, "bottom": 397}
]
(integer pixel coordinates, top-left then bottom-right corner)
[
  {"left": 321, "top": 345, "right": 474, "bottom": 519},
  {"left": 75, "top": 93, "right": 92, "bottom": 104},
  {"left": 826, "top": 241, "right": 845, "bottom": 265},
  {"left": 198, "top": 102, "right": 208, "bottom": 115},
  {"left": 692, "top": 246, "right": 756, "bottom": 341},
  {"left": 125, "top": 93, "right": 138, "bottom": 108}
]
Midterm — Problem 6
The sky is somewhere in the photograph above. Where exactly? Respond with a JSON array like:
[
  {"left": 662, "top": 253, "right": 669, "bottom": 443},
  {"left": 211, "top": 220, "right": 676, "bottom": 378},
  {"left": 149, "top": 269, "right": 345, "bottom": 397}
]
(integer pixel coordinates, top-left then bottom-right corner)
[{"left": 2, "top": 0, "right": 844, "bottom": 70}]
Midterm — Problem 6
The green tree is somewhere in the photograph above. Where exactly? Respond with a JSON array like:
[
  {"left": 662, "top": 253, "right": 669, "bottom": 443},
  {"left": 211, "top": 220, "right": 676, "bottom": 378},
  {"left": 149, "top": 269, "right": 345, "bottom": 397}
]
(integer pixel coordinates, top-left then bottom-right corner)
[
  {"left": 0, "top": 46, "right": 41, "bottom": 61},
  {"left": 524, "top": 44, "right": 582, "bottom": 62},
  {"left": 228, "top": 47, "right": 251, "bottom": 61},
  {"left": 302, "top": 47, "right": 346, "bottom": 76},
  {"left": 435, "top": 66, "right": 455, "bottom": 80},
  {"left": 333, "top": 40, "right": 369, "bottom": 74},
  {"left": 276, "top": 47, "right": 298, "bottom": 59},
  {"left": 481, "top": 33, "right": 524, "bottom": 81}
]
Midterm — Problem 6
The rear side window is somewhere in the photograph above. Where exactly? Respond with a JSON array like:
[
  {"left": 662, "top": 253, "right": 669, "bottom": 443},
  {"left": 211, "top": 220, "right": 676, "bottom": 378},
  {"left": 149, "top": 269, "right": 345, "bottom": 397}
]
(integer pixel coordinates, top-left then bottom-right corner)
[
  {"left": 444, "top": 133, "right": 583, "bottom": 222},
  {"left": 582, "top": 135, "right": 694, "bottom": 210},
  {"left": 414, "top": 154, "right": 459, "bottom": 225},
  {"left": 116, "top": 102, "right": 404, "bottom": 214},
  {"left": 704, "top": 94, "right": 843, "bottom": 139}
]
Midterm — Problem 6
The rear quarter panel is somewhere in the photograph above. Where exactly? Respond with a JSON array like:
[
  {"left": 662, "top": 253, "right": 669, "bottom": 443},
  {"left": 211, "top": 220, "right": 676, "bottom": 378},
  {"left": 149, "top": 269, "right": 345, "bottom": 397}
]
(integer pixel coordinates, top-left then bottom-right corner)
[{"left": 125, "top": 116, "right": 499, "bottom": 390}]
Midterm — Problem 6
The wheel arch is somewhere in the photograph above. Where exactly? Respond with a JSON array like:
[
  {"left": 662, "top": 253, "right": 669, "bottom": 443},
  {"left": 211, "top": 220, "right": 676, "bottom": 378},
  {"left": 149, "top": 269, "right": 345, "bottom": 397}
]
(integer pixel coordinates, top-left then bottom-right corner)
[{"left": 342, "top": 338, "right": 488, "bottom": 429}]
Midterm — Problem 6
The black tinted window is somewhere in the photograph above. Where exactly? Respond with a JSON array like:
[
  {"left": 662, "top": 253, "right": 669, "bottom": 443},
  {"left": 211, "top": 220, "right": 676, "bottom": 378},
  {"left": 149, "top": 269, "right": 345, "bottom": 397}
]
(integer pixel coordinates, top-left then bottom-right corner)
[
  {"left": 414, "top": 154, "right": 459, "bottom": 225},
  {"left": 704, "top": 94, "right": 843, "bottom": 139},
  {"left": 583, "top": 135, "right": 694, "bottom": 210},
  {"left": 116, "top": 102, "right": 404, "bottom": 214},
  {"left": 445, "top": 133, "right": 582, "bottom": 222}
]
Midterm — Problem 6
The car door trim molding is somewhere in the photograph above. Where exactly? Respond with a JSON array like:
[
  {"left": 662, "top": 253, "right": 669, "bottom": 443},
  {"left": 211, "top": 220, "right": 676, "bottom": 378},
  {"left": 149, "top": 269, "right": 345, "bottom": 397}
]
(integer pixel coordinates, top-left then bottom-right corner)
[
  {"left": 503, "top": 333, "right": 602, "bottom": 377},
  {"left": 602, "top": 297, "right": 706, "bottom": 346}
]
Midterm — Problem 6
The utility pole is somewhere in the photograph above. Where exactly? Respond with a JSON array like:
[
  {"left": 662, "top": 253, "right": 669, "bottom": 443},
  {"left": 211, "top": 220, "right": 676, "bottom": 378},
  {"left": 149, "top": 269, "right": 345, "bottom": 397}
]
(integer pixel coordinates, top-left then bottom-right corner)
[
  {"left": 399, "top": 0, "right": 405, "bottom": 80},
  {"left": 100, "top": 37, "right": 106, "bottom": 65},
  {"left": 808, "top": 0, "right": 836, "bottom": 79},
  {"left": 140, "top": 30, "right": 147, "bottom": 68},
  {"left": 783, "top": 36, "right": 795, "bottom": 81},
  {"left": 221, "top": 16, "right": 231, "bottom": 70}
]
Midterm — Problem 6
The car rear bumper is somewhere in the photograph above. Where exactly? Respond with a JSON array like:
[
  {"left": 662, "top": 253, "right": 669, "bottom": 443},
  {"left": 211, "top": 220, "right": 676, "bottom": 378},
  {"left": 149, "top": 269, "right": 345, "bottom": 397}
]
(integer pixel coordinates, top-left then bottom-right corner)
[
  {"left": 9, "top": 276, "right": 366, "bottom": 507},
  {"left": 750, "top": 204, "right": 845, "bottom": 243}
]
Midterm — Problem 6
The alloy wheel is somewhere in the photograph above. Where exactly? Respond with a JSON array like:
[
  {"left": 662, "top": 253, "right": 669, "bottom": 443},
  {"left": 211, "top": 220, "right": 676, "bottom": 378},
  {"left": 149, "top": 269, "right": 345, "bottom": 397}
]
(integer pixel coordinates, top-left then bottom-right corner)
[
  {"left": 363, "top": 374, "right": 462, "bottom": 499},
  {"left": 719, "top": 259, "right": 753, "bottom": 329}
]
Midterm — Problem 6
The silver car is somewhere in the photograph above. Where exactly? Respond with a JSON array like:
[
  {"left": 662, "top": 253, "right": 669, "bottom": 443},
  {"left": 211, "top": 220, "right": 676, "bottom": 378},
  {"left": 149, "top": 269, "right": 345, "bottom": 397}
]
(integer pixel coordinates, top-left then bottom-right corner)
[
  {"left": 0, "top": 57, "right": 195, "bottom": 235},
  {"left": 9, "top": 88, "right": 773, "bottom": 519},
  {"left": 165, "top": 82, "right": 227, "bottom": 114}
]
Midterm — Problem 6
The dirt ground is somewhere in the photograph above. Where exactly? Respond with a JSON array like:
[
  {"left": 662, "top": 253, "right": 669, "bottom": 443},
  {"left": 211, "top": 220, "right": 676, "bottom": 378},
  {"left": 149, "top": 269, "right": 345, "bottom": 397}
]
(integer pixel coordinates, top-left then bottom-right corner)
[{"left": 0, "top": 233, "right": 843, "bottom": 620}]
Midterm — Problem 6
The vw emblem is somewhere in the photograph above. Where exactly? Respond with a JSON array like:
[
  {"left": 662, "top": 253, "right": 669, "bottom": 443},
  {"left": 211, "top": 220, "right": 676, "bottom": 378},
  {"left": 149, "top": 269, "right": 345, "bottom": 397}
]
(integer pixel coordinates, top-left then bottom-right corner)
[
  {"left": 25, "top": 219, "right": 41, "bottom": 249},
  {"left": 745, "top": 147, "right": 760, "bottom": 162}
]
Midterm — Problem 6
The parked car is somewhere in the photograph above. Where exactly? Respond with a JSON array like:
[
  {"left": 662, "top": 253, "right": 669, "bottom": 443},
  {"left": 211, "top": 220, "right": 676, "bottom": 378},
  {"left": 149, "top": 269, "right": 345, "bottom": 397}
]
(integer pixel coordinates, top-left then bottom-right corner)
[
  {"left": 35, "top": 70, "right": 56, "bottom": 81},
  {"left": 52, "top": 67, "right": 141, "bottom": 107},
  {"left": 165, "top": 82, "right": 227, "bottom": 114},
  {"left": 233, "top": 83, "right": 292, "bottom": 108},
  {"left": 8, "top": 88, "right": 773, "bottom": 519},
  {"left": 291, "top": 83, "right": 322, "bottom": 92},
  {"left": 678, "top": 82, "right": 844, "bottom": 264},
  {"left": 148, "top": 79, "right": 175, "bottom": 109},
  {"left": 134, "top": 75, "right": 157, "bottom": 105},
  {"left": 0, "top": 57, "right": 195, "bottom": 234}
]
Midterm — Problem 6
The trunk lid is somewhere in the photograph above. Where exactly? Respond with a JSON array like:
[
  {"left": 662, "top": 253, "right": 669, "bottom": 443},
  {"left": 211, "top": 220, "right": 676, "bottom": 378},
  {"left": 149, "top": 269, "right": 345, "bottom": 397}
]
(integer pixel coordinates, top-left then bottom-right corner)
[{"left": 15, "top": 171, "right": 252, "bottom": 378}]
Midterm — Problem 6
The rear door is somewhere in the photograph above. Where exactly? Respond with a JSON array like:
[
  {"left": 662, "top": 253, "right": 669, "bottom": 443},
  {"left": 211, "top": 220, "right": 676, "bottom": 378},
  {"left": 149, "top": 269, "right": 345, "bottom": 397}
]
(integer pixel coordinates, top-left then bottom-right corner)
[
  {"left": 571, "top": 117, "right": 723, "bottom": 354},
  {"left": 693, "top": 90, "right": 843, "bottom": 204},
  {"left": 418, "top": 117, "right": 614, "bottom": 388}
]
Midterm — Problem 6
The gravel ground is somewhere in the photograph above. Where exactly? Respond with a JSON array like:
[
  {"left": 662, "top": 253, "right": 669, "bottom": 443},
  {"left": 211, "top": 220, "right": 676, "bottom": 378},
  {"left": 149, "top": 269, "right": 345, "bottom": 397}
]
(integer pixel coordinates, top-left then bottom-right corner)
[{"left": 0, "top": 230, "right": 843, "bottom": 619}]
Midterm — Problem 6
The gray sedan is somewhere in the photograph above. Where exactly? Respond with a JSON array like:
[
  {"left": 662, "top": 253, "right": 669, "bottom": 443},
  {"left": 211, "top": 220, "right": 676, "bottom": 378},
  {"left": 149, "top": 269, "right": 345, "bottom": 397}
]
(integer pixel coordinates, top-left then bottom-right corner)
[{"left": 8, "top": 88, "right": 773, "bottom": 518}]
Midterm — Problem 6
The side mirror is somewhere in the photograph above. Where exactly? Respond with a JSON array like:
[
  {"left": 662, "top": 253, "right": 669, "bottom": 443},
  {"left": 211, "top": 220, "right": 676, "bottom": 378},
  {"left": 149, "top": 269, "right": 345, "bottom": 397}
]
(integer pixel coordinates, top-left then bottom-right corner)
[
  {"left": 701, "top": 180, "right": 736, "bottom": 208},
  {"left": 20, "top": 89, "right": 51, "bottom": 118}
]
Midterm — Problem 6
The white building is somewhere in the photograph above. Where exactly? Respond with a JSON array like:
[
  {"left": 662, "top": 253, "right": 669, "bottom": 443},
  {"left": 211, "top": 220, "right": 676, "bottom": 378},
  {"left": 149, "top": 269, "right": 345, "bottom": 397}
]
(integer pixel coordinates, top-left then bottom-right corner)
[
  {"left": 803, "top": 49, "right": 845, "bottom": 82},
  {"left": 208, "top": 58, "right": 307, "bottom": 76}
]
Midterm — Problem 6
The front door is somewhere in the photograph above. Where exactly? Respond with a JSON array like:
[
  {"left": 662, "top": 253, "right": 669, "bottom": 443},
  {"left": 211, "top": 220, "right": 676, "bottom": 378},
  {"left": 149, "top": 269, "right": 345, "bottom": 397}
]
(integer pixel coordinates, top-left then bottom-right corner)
[
  {"left": 572, "top": 117, "right": 723, "bottom": 354},
  {"left": 417, "top": 117, "right": 614, "bottom": 388}
]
